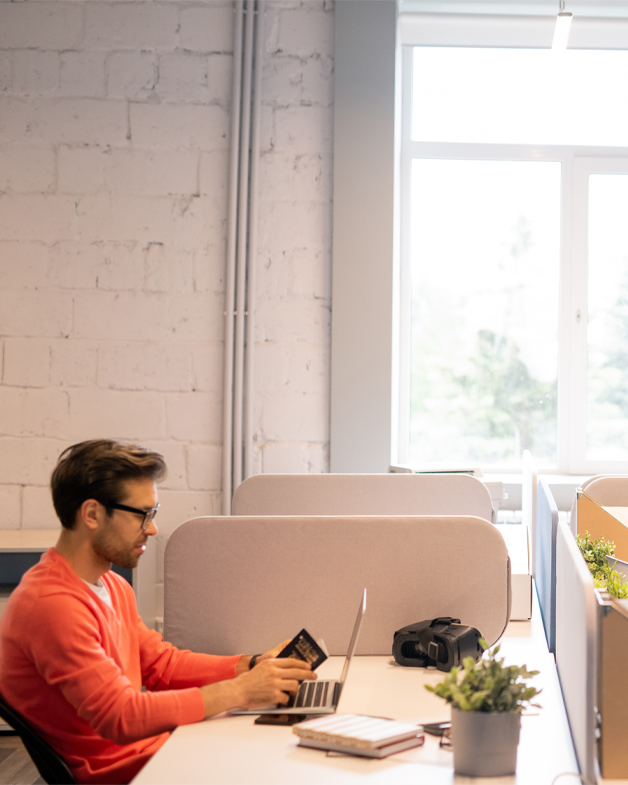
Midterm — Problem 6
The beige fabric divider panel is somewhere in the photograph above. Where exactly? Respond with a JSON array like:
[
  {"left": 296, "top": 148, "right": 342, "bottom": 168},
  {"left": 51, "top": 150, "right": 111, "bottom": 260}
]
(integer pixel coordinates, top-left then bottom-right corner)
[
  {"left": 232, "top": 473, "right": 494, "bottom": 522},
  {"left": 164, "top": 515, "right": 510, "bottom": 656},
  {"left": 555, "top": 519, "right": 597, "bottom": 785}
]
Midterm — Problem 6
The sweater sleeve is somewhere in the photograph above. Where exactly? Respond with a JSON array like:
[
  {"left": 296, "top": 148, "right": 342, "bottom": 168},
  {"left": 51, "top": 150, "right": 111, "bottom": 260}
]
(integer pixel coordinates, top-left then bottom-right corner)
[
  {"left": 27, "top": 592, "right": 208, "bottom": 746},
  {"left": 138, "top": 619, "right": 242, "bottom": 691}
]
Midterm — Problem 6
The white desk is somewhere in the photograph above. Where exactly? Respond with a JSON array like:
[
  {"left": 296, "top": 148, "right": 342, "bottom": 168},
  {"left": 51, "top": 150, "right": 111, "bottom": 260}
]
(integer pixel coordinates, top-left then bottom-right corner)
[{"left": 133, "top": 596, "right": 578, "bottom": 785}]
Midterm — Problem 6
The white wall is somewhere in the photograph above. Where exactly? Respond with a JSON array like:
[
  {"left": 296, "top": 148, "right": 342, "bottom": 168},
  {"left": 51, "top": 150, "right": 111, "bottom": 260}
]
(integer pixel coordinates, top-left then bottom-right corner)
[
  {"left": 331, "top": 0, "right": 399, "bottom": 473},
  {"left": 0, "top": 0, "right": 333, "bottom": 605}
]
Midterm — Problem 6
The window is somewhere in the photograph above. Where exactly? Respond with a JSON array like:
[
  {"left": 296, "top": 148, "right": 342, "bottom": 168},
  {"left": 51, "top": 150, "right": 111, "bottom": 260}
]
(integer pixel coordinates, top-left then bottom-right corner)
[{"left": 400, "top": 42, "right": 628, "bottom": 473}]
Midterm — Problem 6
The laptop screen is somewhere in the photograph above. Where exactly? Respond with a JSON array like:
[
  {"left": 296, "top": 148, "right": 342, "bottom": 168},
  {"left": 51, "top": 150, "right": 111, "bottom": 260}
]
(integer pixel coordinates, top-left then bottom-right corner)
[{"left": 338, "top": 589, "right": 367, "bottom": 688}]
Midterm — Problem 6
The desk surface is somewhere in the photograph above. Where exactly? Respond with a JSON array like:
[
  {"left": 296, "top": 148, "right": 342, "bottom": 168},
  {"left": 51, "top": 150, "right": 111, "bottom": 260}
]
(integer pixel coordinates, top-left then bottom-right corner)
[
  {"left": 133, "top": 595, "right": 579, "bottom": 785},
  {"left": 0, "top": 530, "right": 59, "bottom": 551}
]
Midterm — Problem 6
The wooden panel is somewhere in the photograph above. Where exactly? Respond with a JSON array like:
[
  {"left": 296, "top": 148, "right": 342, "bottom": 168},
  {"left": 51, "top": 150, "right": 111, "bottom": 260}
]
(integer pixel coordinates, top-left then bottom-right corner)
[
  {"left": 577, "top": 494, "right": 628, "bottom": 562},
  {"left": 0, "top": 531, "right": 59, "bottom": 553},
  {"left": 599, "top": 601, "right": 628, "bottom": 778}
]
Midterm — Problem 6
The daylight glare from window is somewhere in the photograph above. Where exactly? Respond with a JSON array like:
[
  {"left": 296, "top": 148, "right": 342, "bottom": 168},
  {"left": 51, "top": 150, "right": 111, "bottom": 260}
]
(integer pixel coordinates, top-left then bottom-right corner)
[
  {"left": 409, "top": 159, "right": 561, "bottom": 468},
  {"left": 413, "top": 48, "right": 628, "bottom": 146},
  {"left": 408, "top": 45, "right": 628, "bottom": 472},
  {"left": 587, "top": 174, "right": 628, "bottom": 461}
]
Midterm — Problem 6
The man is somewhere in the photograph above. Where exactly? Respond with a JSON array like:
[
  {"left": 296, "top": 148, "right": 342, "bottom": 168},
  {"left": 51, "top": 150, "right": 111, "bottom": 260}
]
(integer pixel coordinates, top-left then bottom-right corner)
[{"left": 0, "top": 440, "right": 315, "bottom": 784}]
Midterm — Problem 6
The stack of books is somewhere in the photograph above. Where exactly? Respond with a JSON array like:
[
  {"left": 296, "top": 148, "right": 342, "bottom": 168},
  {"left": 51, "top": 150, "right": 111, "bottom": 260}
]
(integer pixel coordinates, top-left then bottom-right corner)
[{"left": 293, "top": 714, "right": 424, "bottom": 758}]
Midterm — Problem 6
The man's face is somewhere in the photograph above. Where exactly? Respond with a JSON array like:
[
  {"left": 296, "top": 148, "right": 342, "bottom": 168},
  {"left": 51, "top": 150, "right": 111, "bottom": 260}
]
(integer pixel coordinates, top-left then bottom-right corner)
[{"left": 93, "top": 477, "right": 159, "bottom": 570}]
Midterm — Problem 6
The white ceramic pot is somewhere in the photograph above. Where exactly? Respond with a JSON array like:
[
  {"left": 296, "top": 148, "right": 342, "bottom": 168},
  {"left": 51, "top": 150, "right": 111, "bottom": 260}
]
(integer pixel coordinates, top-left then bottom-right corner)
[{"left": 451, "top": 708, "right": 521, "bottom": 777}]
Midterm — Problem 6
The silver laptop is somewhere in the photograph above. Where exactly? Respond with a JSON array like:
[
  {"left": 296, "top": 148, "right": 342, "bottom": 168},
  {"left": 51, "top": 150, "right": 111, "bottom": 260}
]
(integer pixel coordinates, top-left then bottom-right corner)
[{"left": 232, "top": 589, "right": 366, "bottom": 716}]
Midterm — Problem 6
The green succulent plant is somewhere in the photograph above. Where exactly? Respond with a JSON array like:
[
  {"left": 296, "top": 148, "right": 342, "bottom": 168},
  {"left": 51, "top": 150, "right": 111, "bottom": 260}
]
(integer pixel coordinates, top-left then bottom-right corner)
[
  {"left": 604, "top": 568, "right": 628, "bottom": 600},
  {"left": 425, "top": 639, "right": 541, "bottom": 714},
  {"left": 575, "top": 530, "right": 628, "bottom": 600},
  {"left": 576, "top": 530, "right": 615, "bottom": 582}
]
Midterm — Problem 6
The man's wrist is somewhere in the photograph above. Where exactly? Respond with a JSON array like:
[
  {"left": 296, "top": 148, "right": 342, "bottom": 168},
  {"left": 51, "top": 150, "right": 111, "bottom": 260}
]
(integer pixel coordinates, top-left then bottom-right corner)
[
  {"left": 200, "top": 680, "right": 244, "bottom": 718},
  {"left": 236, "top": 655, "right": 252, "bottom": 675}
]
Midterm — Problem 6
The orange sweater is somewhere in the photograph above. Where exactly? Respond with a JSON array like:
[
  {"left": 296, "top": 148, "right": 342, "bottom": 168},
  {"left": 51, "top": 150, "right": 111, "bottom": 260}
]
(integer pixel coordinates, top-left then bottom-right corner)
[{"left": 0, "top": 548, "right": 241, "bottom": 784}]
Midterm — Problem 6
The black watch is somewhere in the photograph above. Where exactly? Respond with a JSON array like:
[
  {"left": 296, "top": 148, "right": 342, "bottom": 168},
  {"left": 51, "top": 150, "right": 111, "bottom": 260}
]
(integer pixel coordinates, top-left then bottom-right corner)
[{"left": 249, "top": 653, "right": 261, "bottom": 669}]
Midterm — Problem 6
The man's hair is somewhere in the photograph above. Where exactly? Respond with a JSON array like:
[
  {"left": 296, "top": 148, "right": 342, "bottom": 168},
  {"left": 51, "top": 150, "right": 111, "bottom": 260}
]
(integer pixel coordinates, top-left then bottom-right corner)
[{"left": 51, "top": 440, "right": 167, "bottom": 530}]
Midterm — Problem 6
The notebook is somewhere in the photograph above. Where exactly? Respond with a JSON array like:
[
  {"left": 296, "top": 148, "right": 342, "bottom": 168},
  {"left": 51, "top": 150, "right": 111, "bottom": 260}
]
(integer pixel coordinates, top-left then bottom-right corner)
[
  {"left": 232, "top": 589, "right": 367, "bottom": 716},
  {"left": 293, "top": 714, "right": 425, "bottom": 758}
]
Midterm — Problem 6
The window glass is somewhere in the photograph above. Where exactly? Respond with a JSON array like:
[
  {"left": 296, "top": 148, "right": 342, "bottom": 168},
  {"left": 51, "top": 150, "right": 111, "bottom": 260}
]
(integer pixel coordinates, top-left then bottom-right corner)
[
  {"left": 413, "top": 48, "right": 628, "bottom": 147},
  {"left": 587, "top": 173, "right": 628, "bottom": 460},
  {"left": 409, "top": 158, "right": 561, "bottom": 468}
]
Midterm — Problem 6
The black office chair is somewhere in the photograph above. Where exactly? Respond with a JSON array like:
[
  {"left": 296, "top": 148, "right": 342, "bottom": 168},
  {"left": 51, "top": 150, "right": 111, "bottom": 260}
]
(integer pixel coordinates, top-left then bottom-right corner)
[{"left": 0, "top": 691, "right": 76, "bottom": 784}]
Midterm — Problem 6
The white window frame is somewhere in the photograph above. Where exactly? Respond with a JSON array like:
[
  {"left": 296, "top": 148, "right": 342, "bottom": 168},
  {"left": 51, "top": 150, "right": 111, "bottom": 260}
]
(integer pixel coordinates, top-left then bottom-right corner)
[
  {"left": 570, "top": 156, "right": 628, "bottom": 473},
  {"left": 400, "top": 36, "right": 628, "bottom": 475}
]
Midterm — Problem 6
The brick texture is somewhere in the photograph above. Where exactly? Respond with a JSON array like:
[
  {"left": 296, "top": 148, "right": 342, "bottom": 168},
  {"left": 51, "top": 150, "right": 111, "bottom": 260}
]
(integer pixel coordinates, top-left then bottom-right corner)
[{"left": 0, "top": 1, "right": 333, "bottom": 615}]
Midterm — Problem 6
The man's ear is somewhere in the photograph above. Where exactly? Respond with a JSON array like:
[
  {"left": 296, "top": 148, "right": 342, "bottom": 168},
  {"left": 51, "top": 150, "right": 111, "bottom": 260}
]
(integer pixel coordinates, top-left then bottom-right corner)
[{"left": 78, "top": 499, "right": 102, "bottom": 532}]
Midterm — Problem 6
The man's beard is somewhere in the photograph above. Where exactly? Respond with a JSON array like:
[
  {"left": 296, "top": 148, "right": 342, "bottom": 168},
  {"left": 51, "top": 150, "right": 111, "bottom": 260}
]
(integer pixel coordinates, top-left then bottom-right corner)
[{"left": 93, "top": 526, "right": 146, "bottom": 570}]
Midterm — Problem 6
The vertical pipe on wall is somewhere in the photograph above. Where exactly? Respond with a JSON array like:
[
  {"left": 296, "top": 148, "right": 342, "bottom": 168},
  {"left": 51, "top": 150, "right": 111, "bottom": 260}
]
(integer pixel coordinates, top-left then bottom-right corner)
[
  {"left": 233, "top": 0, "right": 255, "bottom": 492},
  {"left": 244, "top": 0, "right": 264, "bottom": 479},
  {"left": 222, "top": 1, "right": 244, "bottom": 516}
]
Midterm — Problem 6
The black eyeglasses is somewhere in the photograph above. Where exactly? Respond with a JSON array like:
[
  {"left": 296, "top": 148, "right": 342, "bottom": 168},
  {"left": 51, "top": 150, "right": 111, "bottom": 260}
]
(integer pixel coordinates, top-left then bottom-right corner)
[
  {"left": 103, "top": 501, "right": 160, "bottom": 530},
  {"left": 439, "top": 727, "right": 453, "bottom": 750}
]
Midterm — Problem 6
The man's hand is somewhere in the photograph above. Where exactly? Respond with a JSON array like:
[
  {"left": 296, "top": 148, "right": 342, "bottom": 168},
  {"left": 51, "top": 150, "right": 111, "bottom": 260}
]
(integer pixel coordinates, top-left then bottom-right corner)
[
  {"left": 235, "top": 657, "right": 316, "bottom": 708},
  {"left": 235, "top": 640, "right": 291, "bottom": 674},
  {"left": 258, "top": 639, "right": 291, "bottom": 663},
  {"left": 199, "top": 657, "right": 316, "bottom": 718}
]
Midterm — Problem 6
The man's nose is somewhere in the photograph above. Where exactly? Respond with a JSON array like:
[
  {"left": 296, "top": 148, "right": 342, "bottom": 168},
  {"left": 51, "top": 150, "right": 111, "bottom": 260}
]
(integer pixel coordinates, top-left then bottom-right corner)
[{"left": 145, "top": 519, "right": 158, "bottom": 536}]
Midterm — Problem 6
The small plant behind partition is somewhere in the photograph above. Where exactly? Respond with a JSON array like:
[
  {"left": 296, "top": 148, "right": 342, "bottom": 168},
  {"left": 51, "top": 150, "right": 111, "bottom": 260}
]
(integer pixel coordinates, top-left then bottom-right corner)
[
  {"left": 604, "top": 569, "right": 628, "bottom": 600},
  {"left": 425, "top": 639, "right": 541, "bottom": 713},
  {"left": 575, "top": 530, "right": 628, "bottom": 599}
]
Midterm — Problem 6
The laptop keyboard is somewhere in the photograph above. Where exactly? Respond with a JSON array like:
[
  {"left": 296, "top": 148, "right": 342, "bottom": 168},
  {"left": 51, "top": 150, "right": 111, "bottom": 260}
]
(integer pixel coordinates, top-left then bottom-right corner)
[{"left": 293, "top": 680, "right": 330, "bottom": 709}]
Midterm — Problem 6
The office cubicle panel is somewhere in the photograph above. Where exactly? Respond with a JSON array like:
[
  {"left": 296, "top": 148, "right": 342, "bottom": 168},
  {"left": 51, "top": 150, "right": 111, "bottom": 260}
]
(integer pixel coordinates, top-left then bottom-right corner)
[
  {"left": 164, "top": 515, "right": 511, "bottom": 657},
  {"left": 570, "top": 475, "right": 606, "bottom": 536},
  {"left": 555, "top": 520, "right": 597, "bottom": 785},
  {"left": 522, "top": 450, "right": 538, "bottom": 576},
  {"left": 231, "top": 473, "right": 494, "bottom": 522},
  {"left": 570, "top": 475, "right": 628, "bottom": 536},
  {"left": 536, "top": 478, "right": 559, "bottom": 653}
]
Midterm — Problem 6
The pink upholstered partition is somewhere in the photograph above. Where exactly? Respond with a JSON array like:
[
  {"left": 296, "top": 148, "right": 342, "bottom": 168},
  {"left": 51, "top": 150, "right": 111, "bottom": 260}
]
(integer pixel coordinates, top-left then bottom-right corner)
[
  {"left": 164, "top": 515, "right": 510, "bottom": 656},
  {"left": 231, "top": 474, "right": 494, "bottom": 521}
]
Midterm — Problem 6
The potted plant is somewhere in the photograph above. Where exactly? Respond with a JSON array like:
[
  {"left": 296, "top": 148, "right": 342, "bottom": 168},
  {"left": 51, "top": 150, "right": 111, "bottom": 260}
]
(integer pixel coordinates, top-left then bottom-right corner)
[
  {"left": 576, "top": 530, "right": 628, "bottom": 599},
  {"left": 425, "top": 639, "right": 541, "bottom": 776}
]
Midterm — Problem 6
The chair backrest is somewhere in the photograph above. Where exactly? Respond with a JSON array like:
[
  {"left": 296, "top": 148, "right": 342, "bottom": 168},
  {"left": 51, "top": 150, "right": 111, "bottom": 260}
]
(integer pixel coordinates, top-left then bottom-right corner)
[
  {"left": 164, "top": 515, "right": 511, "bottom": 656},
  {"left": 570, "top": 475, "right": 628, "bottom": 535},
  {"left": 535, "top": 478, "right": 559, "bottom": 653},
  {"left": 555, "top": 519, "right": 597, "bottom": 785},
  {"left": 231, "top": 473, "right": 494, "bottom": 522},
  {"left": 0, "top": 692, "right": 76, "bottom": 785}
]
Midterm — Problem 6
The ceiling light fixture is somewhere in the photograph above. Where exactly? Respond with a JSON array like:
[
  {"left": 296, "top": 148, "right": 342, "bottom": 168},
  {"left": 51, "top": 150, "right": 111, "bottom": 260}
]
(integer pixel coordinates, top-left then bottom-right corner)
[{"left": 552, "top": 0, "right": 573, "bottom": 50}]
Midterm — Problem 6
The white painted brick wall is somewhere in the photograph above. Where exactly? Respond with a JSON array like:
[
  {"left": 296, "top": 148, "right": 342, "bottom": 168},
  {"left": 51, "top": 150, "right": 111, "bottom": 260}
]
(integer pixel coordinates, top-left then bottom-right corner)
[
  {"left": 4, "top": 339, "right": 51, "bottom": 388},
  {"left": 22, "top": 485, "right": 58, "bottom": 531},
  {"left": 107, "top": 52, "right": 158, "bottom": 100},
  {"left": 179, "top": 5, "right": 235, "bottom": 53},
  {"left": 59, "top": 52, "right": 106, "bottom": 99},
  {"left": 0, "top": 486, "right": 22, "bottom": 531},
  {"left": 1, "top": 146, "right": 56, "bottom": 193},
  {"left": 0, "top": 4, "right": 83, "bottom": 50},
  {"left": 57, "top": 147, "right": 106, "bottom": 194},
  {"left": 13, "top": 51, "right": 59, "bottom": 96},
  {"left": 83, "top": 4, "right": 179, "bottom": 51},
  {"left": 0, "top": 0, "right": 334, "bottom": 610},
  {"left": 0, "top": 242, "right": 49, "bottom": 287}
]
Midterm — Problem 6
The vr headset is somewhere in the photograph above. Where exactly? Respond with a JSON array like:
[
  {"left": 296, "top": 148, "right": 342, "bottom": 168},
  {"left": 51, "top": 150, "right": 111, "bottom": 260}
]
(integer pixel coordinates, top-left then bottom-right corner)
[{"left": 392, "top": 617, "right": 483, "bottom": 672}]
